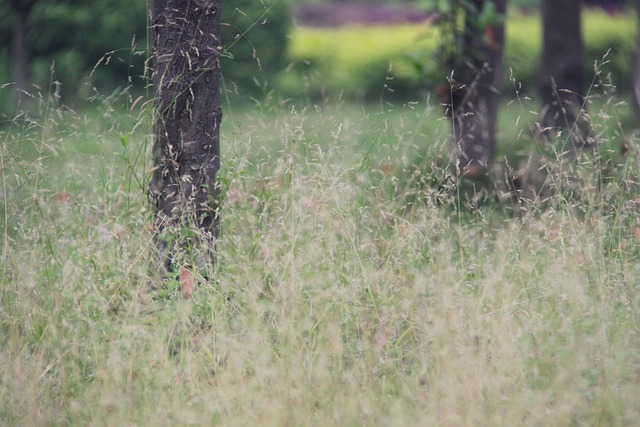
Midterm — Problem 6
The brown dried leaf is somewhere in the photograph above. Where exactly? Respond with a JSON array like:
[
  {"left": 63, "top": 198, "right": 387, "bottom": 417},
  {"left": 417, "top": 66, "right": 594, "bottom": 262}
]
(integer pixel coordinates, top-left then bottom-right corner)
[{"left": 179, "top": 267, "right": 196, "bottom": 299}]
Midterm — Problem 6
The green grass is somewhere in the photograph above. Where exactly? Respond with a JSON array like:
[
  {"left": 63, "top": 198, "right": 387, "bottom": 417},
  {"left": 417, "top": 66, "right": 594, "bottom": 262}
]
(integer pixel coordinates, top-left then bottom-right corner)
[{"left": 2, "top": 85, "right": 640, "bottom": 425}]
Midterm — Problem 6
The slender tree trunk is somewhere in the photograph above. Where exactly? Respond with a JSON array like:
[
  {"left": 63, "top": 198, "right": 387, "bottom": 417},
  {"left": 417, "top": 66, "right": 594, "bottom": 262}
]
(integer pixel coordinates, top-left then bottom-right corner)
[
  {"left": 632, "top": 0, "right": 640, "bottom": 115},
  {"left": 149, "top": 0, "right": 222, "bottom": 272},
  {"left": 451, "top": 0, "right": 507, "bottom": 178},
  {"left": 540, "top": 0, "right": 590, "bottom": 149},
  {"left": 10, "top": 3, "right": 34, "bottom": 109}
]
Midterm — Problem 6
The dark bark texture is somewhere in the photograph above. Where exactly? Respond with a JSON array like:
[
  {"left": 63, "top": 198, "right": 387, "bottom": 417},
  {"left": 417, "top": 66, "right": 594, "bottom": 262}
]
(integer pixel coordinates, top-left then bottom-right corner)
[
  {"left": 450, "top": 0, "right": 507, "bottom": 177},
  {"left": 150, "top": 0, "right": 222, "bottom": 271},
  {"left": 540, "top": 0, "right": 590, "bottom": 149}
]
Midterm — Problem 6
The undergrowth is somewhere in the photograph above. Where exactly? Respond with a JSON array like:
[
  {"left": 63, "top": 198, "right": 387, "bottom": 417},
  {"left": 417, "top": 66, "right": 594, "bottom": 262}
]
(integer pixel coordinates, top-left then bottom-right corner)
[{"left": 1, "top": 78, "right": 640, "bottom": 425}]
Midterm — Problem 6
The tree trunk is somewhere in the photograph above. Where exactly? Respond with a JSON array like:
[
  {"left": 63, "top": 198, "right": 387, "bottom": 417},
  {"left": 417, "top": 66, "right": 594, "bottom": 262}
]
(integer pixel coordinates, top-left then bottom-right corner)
[
  {"left": 149, "top": 0, "right": 222, "bottom": 272},
  {"left": 540, "top": 0, "right": 590, "bottom": 149},
  {"left": 10, "top": 2, "right": 34, "bottom": 109},
  {"left": 632, "top": 0, "right": 640, "bottom": 115},
  {"left": 451, "top": 0, "right": 507, "bottom": 179}
]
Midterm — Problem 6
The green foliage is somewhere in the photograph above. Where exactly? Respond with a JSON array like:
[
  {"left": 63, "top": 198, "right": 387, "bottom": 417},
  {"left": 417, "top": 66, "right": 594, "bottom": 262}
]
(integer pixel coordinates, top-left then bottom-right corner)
[
  {"left": 583, "top": 10, "right": 637, "bottom": 89},
  {"left": 278, "top": 25, "right": 437, "bottom": 100},
  {"left": 0, "top": 0, "right": 293, "bottom": 109},
  {"left": 419, "top": 0, "right": 506, "bottom": 103},
  {"left": 221, "top": 0, "right": 292, "bottom": 98},
  {"left": 279, "top": 10, "right": 637, "bottom": 100},
  {"left": 0, "top": 0, "right": 149, "bottom": 109},
  {"left": 502, "top": 13, "right": 542, "bottom": 92},
  {"left": 507, "top": 10, "right": 637, "bottom": 94}
]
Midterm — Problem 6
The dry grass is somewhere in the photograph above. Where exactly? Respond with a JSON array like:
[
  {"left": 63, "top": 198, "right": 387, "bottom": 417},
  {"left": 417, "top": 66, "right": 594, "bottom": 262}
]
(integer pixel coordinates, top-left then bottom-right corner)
[{"left": 1, "top": 90, "right": 640, "bottom": 426}]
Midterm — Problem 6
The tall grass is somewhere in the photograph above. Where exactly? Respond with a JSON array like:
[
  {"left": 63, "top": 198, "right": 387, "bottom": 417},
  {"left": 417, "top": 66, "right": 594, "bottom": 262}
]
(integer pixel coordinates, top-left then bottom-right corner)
[{"left": 1, "top": 80, "right": 640, "bottom": 425}]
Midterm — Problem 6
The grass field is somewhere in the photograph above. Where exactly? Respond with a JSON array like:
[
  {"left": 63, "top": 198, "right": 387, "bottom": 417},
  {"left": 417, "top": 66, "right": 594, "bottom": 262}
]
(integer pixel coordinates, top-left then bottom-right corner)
[{"left": 2, "top": 84, "right": 640, "bottom": 425}]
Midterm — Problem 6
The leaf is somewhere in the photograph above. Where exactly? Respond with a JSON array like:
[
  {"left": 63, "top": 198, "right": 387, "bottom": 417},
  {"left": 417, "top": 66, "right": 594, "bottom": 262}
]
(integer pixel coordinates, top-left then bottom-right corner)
[
  {"left": 53, "top": 192, "right": 72, "bottom": 204},
  {"left": 179, "top": 266, "right": 197, "bottom": 299},
  {"left": 374, "top": 323, "right": 389, "bottom": 352}
]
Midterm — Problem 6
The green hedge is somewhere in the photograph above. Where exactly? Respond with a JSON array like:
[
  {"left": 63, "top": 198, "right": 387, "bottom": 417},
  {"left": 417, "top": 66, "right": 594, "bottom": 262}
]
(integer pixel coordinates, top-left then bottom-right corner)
[{"left": 277, "top": 10, "right": 637, "bottom": 101}]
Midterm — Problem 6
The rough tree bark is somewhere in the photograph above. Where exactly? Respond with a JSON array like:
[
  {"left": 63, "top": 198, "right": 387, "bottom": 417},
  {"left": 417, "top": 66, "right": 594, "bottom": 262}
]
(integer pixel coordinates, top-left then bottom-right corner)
[
  {"left": 149, "top": 0, "right": 222, "bottom": 273},
  {"left": 450, "top": 0, "right": 507, "bottom": 179},
  {"left": 540, "top": 0, "right": 590, "bottom": 149}
]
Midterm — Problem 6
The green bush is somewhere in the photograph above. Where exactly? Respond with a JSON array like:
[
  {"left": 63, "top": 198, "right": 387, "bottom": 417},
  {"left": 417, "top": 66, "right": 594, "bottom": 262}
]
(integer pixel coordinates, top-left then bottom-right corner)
[
  {"left": 278, "top": 10, "right": 637, "bottom": 101},
  {"left": 0, "top": 0, "right": 149, "bottom": 109},
  {"left": 221, "top": 0, "right": 292, "bottom": 98},
  {"left": 0, "top": 0, "right": 292, "bottom": 110}
]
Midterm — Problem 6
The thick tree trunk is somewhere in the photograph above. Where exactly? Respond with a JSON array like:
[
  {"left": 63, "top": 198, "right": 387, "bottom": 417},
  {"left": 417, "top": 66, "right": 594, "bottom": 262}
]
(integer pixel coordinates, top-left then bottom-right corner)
[
  {"left": 149, "top": 0, "right": 222, "bottom": 272},
  {"left": 451, "top": 0, "right": 507, "bottom": 178},
  {"left": 540, "top": 0, "right": 590, "bottom": 149}
]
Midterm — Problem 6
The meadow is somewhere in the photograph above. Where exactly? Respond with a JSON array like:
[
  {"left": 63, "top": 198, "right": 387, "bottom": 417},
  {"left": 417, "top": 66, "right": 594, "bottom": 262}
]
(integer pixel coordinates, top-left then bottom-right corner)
[{"left": 2, "top": 66, "right": 640, "bottom": 425}]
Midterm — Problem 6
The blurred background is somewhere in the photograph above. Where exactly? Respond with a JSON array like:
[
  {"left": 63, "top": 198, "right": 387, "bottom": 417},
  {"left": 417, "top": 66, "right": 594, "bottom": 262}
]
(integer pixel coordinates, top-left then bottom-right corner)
[{"left": 0, "top": 0, "right": 634, "bottom": 114}]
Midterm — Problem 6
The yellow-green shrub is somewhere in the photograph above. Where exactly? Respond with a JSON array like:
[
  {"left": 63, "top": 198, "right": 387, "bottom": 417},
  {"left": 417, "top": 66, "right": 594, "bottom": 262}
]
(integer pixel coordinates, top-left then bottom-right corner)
[{"left": 276, "top": 25, "right": 437, "bottom": 100}]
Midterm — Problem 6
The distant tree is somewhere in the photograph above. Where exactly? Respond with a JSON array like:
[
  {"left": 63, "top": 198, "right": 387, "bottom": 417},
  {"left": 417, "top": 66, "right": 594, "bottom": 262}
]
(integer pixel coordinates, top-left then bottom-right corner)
[
  {"left": 5, "top": 0, "right": 39, "bottom": 108},
  {"left": 633, "top": 0, "right": 640, "bottom": 115},
  {"left": 539, "top": 0, "right": 590, "bottom": 149},
  {"left": 149, "top": 0, "right": 222, "bottom": 278},
  {"left": 439, "top": 0, "right": 507, "bottom": 178}
]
